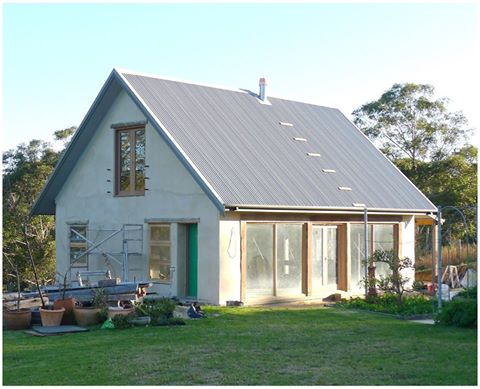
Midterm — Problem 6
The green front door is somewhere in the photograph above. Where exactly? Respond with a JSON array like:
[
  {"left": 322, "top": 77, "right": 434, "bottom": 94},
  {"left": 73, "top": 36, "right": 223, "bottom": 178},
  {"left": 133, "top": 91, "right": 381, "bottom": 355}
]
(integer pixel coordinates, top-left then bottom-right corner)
[{"left": 187, "top": 224, "right": 198, "bottom": 298}]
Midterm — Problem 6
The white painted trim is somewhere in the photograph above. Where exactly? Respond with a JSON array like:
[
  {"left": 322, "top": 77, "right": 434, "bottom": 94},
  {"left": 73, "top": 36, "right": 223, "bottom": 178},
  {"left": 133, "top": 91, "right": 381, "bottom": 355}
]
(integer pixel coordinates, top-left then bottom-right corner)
[{"left": 114, "top": 69, "right": 225, "bottom": 210}]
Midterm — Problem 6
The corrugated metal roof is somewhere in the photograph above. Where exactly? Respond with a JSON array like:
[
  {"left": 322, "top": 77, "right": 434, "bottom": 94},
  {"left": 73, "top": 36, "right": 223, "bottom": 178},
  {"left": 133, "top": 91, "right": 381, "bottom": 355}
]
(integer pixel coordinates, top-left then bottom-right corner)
[
  {"left": 31, "top": 69, "right": 436, "bottom": 215},
  {"left": 121, "top": 71, "right": 435, "bottom": 211}
]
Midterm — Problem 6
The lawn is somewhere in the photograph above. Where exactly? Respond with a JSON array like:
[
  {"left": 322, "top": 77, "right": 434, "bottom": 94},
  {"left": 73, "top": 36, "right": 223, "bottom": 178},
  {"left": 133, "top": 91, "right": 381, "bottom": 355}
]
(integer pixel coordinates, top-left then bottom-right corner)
[{"left": 2, "top": 306, "right": 477, "bottom": 385}]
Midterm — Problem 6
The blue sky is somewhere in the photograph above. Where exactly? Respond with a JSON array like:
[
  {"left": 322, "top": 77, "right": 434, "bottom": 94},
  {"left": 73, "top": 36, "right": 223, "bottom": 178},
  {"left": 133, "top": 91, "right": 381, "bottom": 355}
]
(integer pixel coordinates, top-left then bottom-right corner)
[{"left": 3, "top": 2, "right": 479, "bottom": 151}]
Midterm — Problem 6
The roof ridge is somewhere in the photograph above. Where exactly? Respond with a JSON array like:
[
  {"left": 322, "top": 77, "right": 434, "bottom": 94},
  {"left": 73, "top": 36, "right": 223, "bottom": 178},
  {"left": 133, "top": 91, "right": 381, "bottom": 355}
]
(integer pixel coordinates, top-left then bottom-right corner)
[
  {"left": 116, "top": 68, "right": 339, "bottom": 111},
  {"left": 115, "top": 67, "right": 248, "bottom": 95}
]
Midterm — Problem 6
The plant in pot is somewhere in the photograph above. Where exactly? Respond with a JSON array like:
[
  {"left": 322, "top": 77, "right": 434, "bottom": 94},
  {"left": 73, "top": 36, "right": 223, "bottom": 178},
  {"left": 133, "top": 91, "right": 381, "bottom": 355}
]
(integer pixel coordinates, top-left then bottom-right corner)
[
  {"left": 52, "top": 270, "right": 76, "bottom": 325},
  {"left": 22, "top": 223, "right": 64, "bottom": 327},
  {"left": 107, "top": 299, "right": 135, "bottom": 319},
  {"left": 3, "top": 255, "right": 32, "bottom": 330},
  {"left": 74, "top": 288, "right": 108, "bottom": 326}
]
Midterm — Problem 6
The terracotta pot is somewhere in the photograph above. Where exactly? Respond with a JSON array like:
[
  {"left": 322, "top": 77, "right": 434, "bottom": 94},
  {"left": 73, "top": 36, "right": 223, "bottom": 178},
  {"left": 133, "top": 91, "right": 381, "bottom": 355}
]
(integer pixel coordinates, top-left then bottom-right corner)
[
  {"left": 39, "top": 307, "right": 65, "bottom": 327},
  {"left": 53, "top": 297, "right": 76, "bottom": 325},
  {"left": 73, "top": 307, "right": 101, "bottom": 326},
  {"left": 3, "top": 309, "right": 32, "bottom": 330},
  {"left": 107, "top": 307, "right": 135, "bottom": 319}
]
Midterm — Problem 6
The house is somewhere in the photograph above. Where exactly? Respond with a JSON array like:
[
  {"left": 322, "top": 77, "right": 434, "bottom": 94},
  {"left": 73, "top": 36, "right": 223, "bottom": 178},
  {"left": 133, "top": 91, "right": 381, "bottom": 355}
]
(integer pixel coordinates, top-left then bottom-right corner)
[{"left": 31, "top": 69, "right": 437, "bottom": 305}]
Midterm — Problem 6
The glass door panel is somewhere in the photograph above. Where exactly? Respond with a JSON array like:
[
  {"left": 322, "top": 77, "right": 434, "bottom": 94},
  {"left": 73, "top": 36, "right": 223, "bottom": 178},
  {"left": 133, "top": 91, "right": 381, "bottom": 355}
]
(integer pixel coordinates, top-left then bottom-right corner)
[
  {"left": 312, "top": 227, "right": 324, "bottom": 288},
  {"left": 246, "top": 224, "right": 274, "bottom": 298},
  {"left": 276, "top": 224, "right": 302, "bottom": 295},
  {"left": 312, "top": 226, "right": 337, "bottom": 293},
  {"left": 326, "top": 228, "right": 337, "bottom": 286}
]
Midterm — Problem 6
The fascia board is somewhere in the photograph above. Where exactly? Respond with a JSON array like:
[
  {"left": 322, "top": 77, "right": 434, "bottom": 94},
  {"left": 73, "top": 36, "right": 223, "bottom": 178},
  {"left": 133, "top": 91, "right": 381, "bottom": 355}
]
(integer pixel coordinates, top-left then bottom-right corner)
[{"left": 113, "top": 69, "right": 226, "bottom": 214}]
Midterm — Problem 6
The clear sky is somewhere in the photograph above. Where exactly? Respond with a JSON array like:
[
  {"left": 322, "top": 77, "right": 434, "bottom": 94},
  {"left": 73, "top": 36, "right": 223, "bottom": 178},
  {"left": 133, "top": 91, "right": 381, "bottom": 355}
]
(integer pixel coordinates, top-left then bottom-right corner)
[{"left": 2, "top": 2, "right": 479, "bottom": 151}]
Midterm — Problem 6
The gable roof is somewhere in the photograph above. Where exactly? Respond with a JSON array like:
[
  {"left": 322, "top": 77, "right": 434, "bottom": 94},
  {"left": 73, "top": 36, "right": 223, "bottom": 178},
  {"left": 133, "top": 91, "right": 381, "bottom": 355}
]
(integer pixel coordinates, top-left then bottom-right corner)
[{"left": 31, "top": 68, "right": 436, "bottom": 216}]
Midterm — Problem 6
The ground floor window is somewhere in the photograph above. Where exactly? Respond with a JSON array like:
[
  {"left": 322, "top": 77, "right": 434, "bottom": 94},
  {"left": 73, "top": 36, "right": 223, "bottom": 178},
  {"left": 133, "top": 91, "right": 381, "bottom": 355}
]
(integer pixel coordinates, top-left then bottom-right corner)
[
  {"left": 149, "top": 224, "right": 171, "bottom": 282},
  {"left": 246, "top": 223, "right": 302, "bottom": 298},
  {"left": 350, "top": 224, "right": 396, "bottom": 290},
  {"left": 69, "top": 225, "right": 88, "bottom": 267}
]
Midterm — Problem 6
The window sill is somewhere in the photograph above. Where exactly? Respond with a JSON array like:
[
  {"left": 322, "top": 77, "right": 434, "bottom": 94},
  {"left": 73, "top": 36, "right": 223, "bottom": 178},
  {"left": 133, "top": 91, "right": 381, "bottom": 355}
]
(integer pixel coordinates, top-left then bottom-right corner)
[{"left": 114, "top": 192, "right": 145, "bottom": 197}]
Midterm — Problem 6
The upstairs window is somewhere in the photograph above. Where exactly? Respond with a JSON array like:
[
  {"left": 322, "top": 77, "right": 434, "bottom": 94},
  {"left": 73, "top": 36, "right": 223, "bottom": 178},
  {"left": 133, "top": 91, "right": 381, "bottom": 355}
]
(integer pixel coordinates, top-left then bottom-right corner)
[{"left": 115, "top": 126, "right": 145, "bottom": 196}]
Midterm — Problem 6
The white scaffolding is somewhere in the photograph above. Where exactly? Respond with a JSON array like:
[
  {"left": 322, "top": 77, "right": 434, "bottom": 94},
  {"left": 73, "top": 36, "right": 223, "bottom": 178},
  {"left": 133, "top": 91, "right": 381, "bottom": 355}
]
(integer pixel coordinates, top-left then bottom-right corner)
[{"left": 70, "top": 224, "right": 143, "bottom": 284}]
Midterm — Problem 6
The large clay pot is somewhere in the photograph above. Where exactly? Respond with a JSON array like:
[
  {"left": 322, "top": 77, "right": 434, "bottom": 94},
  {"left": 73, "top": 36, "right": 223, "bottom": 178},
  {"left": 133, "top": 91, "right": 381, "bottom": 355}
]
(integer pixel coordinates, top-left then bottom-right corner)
[
  {"left": 3, "top": 309, "right": 32, "bottom": 330},
  {"left": 39, "top": 307, "right": 65, "bottom": 327},
  {"left": 107, "top": 307, "right": 135, "bottom": 319},
  {"left": 53, "top": 297, "right": 76, "bottom": 325},
  {"left": 73, "top": 307, "right": 101, "bottom": 326}
]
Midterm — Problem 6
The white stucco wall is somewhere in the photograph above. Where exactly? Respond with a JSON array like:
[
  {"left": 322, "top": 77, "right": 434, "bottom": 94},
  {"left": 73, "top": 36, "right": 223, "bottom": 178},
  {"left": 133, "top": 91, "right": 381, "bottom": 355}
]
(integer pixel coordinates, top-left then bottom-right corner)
[
  {"left": 218, "top": 217, "right": 241, "bottom": 305},
  {"left": 55, "top": 89, "right": 220, "bottom": 303}
]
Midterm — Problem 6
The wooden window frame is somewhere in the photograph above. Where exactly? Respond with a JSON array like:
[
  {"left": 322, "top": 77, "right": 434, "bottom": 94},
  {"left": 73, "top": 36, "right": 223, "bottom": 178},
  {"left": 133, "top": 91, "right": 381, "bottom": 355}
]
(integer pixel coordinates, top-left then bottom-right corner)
[
  {"left": 69, "top": 225, "right": 88, "bottom": 268},
  {"left": 149, "top": 223, "right": 171, "bottom": 283},
  {"left": 242, "top": 222, "right": 304, "bottom": 299},
  {"left": 114, "top": 125, "right": 145, "bottom": 197}
]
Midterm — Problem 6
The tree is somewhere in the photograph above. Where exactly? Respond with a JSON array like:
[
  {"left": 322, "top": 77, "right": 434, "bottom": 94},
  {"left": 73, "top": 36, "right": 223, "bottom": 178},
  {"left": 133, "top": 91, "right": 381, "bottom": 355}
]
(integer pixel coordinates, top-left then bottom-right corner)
[
  {"left": 2, "top": 128, "right": 76, "bottom": 291},
  {"left": 353, "top": 84, "right": 477, "bottom": 242},
  {"left": 366, "top": 250, "right": 415, "bottom": 304},
  {"left": 352, "top": 83, "right": 471, "bottom": 171}
]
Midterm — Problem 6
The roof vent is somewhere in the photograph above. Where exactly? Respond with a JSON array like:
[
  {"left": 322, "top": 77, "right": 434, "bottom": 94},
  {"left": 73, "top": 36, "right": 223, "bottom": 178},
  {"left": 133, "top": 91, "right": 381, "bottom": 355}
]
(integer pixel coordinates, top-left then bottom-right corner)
[{"left": 259, "top": 78, "right": 267, "bottom": 101}]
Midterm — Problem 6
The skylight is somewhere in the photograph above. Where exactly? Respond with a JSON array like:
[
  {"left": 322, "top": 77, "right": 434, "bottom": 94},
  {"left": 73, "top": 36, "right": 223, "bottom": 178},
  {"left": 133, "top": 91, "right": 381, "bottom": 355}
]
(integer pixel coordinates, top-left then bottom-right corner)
[
  {"left": 306, "top": 152, "right": 321, "bottom": 157},
  {"left": 338, "top": 186, "right": 352, "bottom": 191},
  {"left": 352, "top": 203, "right": 366, "bottom": 207},
  {"left": 293, "top": 137, "right": 307, "bottom": 142},
  {"left": 279, "top": 121, "right": 294, "bottom": 127},
  {"left": 322, "top": 169, "right": 336, "bottom": 173}
]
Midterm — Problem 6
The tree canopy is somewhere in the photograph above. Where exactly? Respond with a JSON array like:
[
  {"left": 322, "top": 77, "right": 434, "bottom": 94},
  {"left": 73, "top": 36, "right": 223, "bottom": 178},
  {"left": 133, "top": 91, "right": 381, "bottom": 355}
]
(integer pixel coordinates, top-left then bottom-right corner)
[
  {"left": 353, "top": 83, "right": 477, "bottom": 242},
  {"left": 2, "top": 128, "right": 76, "bottom": 291},
  {"left": 352, "top": 83, "right": 471, "bottom": 170}
]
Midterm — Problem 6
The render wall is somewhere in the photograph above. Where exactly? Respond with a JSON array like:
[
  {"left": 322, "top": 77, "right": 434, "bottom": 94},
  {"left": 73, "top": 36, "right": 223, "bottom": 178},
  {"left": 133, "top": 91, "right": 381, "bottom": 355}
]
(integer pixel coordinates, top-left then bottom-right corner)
[{"left": 55, "top": 89, "right": 220, "bottom": 303}]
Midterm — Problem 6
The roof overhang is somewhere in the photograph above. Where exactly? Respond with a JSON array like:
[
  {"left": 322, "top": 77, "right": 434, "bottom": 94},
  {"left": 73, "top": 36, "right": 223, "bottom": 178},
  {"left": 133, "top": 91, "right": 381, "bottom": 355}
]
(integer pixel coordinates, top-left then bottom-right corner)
[{"left": 226, "top": 204, "right": 437, "bottom": 216}]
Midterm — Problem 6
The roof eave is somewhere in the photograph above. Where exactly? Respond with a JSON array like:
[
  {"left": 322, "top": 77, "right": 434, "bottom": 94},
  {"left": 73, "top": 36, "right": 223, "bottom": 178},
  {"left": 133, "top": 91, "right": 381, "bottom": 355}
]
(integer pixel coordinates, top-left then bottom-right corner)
[{"left": 226, "top": 204, "right": 437, "bottom": 215}]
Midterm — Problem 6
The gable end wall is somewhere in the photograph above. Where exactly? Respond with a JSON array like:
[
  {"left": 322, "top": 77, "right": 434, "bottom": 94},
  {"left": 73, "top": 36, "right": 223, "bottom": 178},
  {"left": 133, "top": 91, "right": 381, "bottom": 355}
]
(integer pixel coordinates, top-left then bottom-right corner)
[{"left": 55, "top": 89, "right": 220, "bottom": 303}]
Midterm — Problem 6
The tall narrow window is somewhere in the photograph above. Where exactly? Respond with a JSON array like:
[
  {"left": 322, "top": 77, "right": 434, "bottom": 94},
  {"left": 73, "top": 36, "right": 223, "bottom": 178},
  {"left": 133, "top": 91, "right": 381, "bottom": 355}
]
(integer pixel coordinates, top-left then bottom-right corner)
[
  {"left": 115, "top": 126, "right": 145, "bottom": 196},
  {"left": 149, "top": 224, "right": 171, "bottom": 282},
  {"left": 70, "top": 225, "right": 88, "bottom": 267}
]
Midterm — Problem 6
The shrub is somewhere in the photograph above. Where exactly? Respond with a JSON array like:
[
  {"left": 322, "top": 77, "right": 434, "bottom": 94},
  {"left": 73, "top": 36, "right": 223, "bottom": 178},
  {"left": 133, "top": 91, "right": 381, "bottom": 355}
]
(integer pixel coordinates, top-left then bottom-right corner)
[
  {"left": 136, "top": 297, "right": 177, "bottom": 324},
  {"left": 112, "top": 314, "right": 134, "bottom": 329},
  {"left": 337, "top": 293, "right": 435, "bottom": 316},
  {"left": 456, "top": 286, "right": 477, "bottom": 299},
  {"left": 435, "top": 299, "right": 477, "bottom": 328}
]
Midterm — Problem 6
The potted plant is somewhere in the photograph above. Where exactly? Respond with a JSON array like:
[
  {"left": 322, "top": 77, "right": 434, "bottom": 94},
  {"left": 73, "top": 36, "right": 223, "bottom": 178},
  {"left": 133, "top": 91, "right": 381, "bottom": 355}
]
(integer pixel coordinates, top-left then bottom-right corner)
[
  {"left": 52, "top": 270, "right": 76, "bottom": 325},
  {"left": 74, "top": 288, "right": 107, "bottom": 326},
  {"left": 3, "top": 255, "right": 32, "bottom": 330},
  {"left": 22, "top": 222, "right": 64, "bottom": 327},
  {"left": 107, "top": 300, "right": 135, "bottom": 319}
]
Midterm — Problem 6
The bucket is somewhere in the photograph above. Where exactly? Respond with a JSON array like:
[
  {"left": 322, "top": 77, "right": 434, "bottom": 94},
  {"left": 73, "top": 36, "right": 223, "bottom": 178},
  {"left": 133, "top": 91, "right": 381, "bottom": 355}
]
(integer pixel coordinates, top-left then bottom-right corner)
[{"left": 427, "top": 283, "right": 434, "bottom": 294}]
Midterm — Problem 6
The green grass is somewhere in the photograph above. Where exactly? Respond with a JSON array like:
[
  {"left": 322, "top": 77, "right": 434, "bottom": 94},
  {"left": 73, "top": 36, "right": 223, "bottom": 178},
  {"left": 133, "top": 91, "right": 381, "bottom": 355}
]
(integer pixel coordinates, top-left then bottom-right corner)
[{"left": 3, "top": 307, "right": 477, "bottom": 385}]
